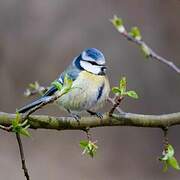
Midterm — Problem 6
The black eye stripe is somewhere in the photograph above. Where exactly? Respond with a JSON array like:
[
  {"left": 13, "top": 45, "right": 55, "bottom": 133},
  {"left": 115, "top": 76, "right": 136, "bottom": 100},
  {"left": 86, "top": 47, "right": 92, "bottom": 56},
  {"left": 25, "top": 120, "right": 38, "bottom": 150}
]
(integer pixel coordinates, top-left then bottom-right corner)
[{"left": 81, "top": 60, "right": 102, "bottom": 66}]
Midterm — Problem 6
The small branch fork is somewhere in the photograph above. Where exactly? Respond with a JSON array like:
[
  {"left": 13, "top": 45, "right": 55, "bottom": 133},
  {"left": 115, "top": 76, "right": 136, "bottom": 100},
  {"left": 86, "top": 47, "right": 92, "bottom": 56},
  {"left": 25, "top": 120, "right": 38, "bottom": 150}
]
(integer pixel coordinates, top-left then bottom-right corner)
[{"left": 108, "top": 96, "right": 124, "bottom": 116}]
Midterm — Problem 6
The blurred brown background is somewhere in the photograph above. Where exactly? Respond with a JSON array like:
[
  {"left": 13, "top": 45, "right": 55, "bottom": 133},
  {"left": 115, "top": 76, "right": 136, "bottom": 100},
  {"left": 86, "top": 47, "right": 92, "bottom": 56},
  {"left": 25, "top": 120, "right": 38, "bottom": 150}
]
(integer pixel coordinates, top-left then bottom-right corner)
[{"left": 0, "top": 0, "right": 180, "bottom": 179}]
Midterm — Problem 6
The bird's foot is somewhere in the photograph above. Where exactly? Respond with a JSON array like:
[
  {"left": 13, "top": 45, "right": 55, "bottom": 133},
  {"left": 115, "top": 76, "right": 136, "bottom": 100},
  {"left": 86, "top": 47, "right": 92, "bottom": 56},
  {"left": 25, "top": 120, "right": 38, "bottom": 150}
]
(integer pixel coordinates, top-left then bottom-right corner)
[
  {"left": 67, "top": 109, "right": 81, "bottom": 125},
  {"left": 71, "top": 113, "right": 81, "bottom": 125},
  {"left": 86, "top": 110, "right": 103, "bottom": 119},
  {"left": 72, "top": 113, "right": 81, "bottom": 121}
]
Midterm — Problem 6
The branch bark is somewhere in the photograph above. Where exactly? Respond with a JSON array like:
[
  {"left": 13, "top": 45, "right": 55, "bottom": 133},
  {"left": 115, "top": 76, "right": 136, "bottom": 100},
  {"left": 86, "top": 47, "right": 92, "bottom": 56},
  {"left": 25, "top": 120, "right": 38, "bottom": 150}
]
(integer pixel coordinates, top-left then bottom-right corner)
[{"left": 0, "top": 111, "right": 180, "bottom": 130}]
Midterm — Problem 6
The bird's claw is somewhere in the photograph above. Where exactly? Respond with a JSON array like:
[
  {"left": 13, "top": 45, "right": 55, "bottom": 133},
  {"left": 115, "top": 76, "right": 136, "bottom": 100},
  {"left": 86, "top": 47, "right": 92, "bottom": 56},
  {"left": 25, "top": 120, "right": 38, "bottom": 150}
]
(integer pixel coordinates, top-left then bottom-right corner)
[
  {"left": 94, "top": 112, "right": 103, "bottom": 119},
  {"left": 71, "top": 113, "right": 81, "bottom": 124},
  {"left": 67, "top": 109, "right": 81, "bottom": 125},
  {"left": 87, "top": 110, "right": 103, "bottom": 119}
]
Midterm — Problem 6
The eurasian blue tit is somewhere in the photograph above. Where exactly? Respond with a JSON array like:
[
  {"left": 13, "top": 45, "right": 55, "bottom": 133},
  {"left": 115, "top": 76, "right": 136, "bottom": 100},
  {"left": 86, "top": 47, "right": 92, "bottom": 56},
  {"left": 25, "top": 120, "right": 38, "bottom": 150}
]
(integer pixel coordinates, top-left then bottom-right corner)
[{"left": 18, "top": 48, "right": 110, "bottom": 118}]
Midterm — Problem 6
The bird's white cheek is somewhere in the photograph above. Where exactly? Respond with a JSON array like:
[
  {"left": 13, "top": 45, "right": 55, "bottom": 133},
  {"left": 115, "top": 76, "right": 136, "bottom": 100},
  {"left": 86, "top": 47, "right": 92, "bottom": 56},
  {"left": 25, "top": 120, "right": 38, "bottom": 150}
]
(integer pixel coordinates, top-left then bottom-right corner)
[{"left": 80, "top": 61, "right": 101, "bottom": 74}]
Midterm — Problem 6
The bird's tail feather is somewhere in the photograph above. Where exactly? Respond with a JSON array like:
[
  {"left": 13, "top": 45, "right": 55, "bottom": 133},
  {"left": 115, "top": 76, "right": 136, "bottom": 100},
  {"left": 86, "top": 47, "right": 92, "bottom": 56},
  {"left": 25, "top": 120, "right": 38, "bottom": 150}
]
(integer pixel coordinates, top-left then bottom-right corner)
[{"left": 18, "top": 97, "right": 50, "bottom": 113}]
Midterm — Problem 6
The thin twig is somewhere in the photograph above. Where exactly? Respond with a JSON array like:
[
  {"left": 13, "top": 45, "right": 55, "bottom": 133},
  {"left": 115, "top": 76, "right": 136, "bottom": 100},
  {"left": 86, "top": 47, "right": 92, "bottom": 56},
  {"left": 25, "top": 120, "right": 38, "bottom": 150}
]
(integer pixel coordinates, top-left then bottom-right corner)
[
  {"left": 24, "top": 88, "right": 47, "bottom": 97},
  {"left": 83, "top": 127, "right": 92, "bottom": 141},
  {"left": 24, "top": 83, "right": 48, "bottom": 97},
  {"left": 162, "top": 127, "right": 169, "bottom": 153},
  {"left": 16, "top": 133, "right": 30, "bottom": 180},
  {"left": 108, "top": 96, "right": 124, "bottom": 116},
  {"left": 14, "top": 90, "right": 69, "bottom": 180},
  {"left": 13, "top": 89, "right": 69, "bottom": 180},
  {"left": 120, "top": 30, "right": 180, "bottom": 74},
  {"left": 0, "top": 119, "right": 30, "bottom": 180},
  {"left": 107, "top": 97, "right": 124, "bottom": 114},
  {"left": 0, "top": 124, "right": 12, "bottom": 131}
]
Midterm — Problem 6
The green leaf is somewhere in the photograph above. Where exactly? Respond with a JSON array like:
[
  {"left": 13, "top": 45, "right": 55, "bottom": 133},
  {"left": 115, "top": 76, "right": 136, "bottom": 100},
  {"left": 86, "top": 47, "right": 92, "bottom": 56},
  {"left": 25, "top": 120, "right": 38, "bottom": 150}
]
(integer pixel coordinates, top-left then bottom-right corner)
[
  {"left": 160, "top": 144, "right": 174, "bottom": 161},
  {"left": 12, "top": 119, "right": 19, "bottom": 128},
  {"left": 159, "top": 152, "right": 169, "bottom": 161},
  {"left": 80, "top": 140, "right": 98, "bottom": 158},
  {"left": 12, "top": 112, "right": 21, "bottom": 128},
  {"left": 61, "top": 75, "right": 73, "bottom": 93},
  {"left": 168, "top": 157, "right": 180, "bottom": 170},
  {"left": 141, "top": 44, "right": 151, "bottom": 58},
  {"left": 29, "top": 83, "right": 36, "bottom": 89},
  {"left": 167, "top": 144, "right": 174, "bottom": 158},
  {"left": 162, "top": 161, "right": 168, "bottom": 172},
  {"left": 12, "top": 112, "right": 31, "bottom": 137},
  {"left": 25, "top": 81, "right": 45, "bottom": 96},
  {"left": 13, "top": 126, "right": 21, "bottom": 133},
  {"left": 112, "top": 77, "right": 139, "bottom": 99},
  {"left": 29, "top": 81, "right": 39, "bottom": 89},
  {"left": 112, "top": 87, "right": 121, "bottom": 95},
  {"left": 80, "top": 140, "right": 89, "bottom": 149},
  {"left": 129, "top": 27, "right": 142, "bottom": 40},
  {"left": 159, "top": 144, "right": 180, "bottom": 171},
  {"left": 19, "top": 128, "right": 30, "bottom": 137},
  {"left": 110, "top": 15, "right": 125, "bottom": 33},
  {"left": 51, "top": 80, "right": 63, "bottom": 91},
  {"left": 126, "top": 91, "right": 139, "bottom": 99},
  {"left": 64, "top": 74, "right": 73, "bottom": 87},
  {"left": 111, "top": 15, "right": 123, "bottom": 27},
  {"left": 119, "top": 77, "right": 126, "bottom": 94},
  {"left": 20, "top": 120, "right": 29, "bottom": 127}
]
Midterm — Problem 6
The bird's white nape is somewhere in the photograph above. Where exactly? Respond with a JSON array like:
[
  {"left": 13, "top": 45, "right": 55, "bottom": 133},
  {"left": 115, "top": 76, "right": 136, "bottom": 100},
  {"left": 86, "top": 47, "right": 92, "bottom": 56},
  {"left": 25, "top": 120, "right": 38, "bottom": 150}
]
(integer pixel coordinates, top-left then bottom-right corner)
[{"left": 80, "top": 60, "right": 102, "bottom": 75}]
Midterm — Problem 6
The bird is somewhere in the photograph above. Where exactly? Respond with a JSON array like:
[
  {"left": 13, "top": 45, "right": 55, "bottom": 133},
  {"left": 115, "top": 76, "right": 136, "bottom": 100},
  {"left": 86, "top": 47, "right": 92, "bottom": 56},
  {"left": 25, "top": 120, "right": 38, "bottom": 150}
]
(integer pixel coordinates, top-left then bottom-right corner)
[{"left": 18, "top": 48, "right": 110, "bottom": 119}]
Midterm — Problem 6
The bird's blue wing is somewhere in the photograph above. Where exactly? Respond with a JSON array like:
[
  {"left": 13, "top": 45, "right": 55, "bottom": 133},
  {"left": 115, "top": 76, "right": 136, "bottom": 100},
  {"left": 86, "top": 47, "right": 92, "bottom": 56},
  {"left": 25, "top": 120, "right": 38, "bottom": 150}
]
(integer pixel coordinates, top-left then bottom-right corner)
[
  {"left": 18, "top": 57, "right": 81, "bottom": 113},
  {"left": 43, "top": 60, "right": 80, "bottom": 97},
  {"left": 57, "top": 60, "right": 81, "bottom": 85}
]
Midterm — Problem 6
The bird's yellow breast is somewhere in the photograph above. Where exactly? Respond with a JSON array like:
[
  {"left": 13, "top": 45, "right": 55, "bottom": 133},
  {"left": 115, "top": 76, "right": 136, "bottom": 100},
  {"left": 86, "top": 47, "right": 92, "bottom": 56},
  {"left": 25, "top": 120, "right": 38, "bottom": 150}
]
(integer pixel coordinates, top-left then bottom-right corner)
[
  {"left": 79, "top": 71, "right": 108, "bottom": 87},
  {"left": 57, "top": 71, "right": 110, "bottom": 112}
]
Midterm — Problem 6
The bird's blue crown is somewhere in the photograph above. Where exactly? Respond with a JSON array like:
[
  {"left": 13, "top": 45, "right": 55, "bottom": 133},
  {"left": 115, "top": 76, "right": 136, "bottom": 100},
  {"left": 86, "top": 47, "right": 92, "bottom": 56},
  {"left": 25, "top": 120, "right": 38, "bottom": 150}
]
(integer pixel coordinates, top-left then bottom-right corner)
[
  {"left": 84, "top": 48, "right": 105, "bottom": 60},
  {"left": 81, "top": 48, "right": 105, "bottom": 65}
]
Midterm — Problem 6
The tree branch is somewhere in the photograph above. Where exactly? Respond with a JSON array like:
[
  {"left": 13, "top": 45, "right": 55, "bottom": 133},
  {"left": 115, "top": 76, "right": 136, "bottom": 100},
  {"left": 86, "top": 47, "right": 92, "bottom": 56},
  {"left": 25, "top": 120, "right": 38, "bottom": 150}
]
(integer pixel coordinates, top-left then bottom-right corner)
[
  {"left": 121, "top": 31, "right": 180, "bottom": 74},
  {"left": 0, "top": 111, "right": 180, "bottom": 130},
  {"left": 111, "top": 16, "right": 180, "bottom": 74}
]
